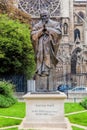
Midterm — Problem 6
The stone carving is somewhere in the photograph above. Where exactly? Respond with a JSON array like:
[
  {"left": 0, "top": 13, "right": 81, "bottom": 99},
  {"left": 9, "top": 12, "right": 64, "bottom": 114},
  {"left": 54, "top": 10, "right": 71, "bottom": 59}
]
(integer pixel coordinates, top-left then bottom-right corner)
[
  {"left": 18, "top": 0, "right": 61, "bottom": 17},
  {"left": 64, "top": 23, "right": 68, "bottom": 34}
]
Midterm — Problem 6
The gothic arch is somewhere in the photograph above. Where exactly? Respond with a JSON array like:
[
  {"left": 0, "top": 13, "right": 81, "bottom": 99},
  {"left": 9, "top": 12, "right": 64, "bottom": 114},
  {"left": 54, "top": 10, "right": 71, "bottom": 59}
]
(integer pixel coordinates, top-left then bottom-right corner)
[
  {"left": 71, "top": 47, "right": 81, "bottom": 74},
  {"left": 74, "top": 28, "right": 80, "bottom": 42},
  {"left": 78, "top": 11, "right": 84, "bottom": 23}
]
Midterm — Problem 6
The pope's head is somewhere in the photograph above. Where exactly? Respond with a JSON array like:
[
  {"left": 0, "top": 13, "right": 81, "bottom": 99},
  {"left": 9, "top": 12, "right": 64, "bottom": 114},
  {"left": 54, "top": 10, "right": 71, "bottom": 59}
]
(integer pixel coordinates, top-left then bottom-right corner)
[{"left": 40, "top": 10, "right": 50, "bottom": 23}]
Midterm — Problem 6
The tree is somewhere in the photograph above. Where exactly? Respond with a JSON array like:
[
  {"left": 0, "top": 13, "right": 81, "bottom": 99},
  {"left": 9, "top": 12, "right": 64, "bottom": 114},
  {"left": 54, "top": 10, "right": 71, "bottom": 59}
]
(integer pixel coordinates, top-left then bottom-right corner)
[
  {"left": 0, "top": 0, "right": 31, "bottom": 25},
  {"left": 0, "top": 14, "right": 35, "bottom": 78}
]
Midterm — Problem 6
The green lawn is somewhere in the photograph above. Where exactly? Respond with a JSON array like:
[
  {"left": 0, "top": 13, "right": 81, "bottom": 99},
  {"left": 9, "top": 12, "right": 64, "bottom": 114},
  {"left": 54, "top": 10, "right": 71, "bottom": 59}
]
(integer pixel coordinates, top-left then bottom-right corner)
[
  {"left": 65, "top": 103, "right": 85, "bottom": 113},
  {"left": 72, "top": 126, "right": 84, "bottom": 130},
  {"left": 0, "top": 102, "right": 86, "bottom": 130},
  {"left": 0, "top": 102, "right": 25, "bottom": 118},
  {"left": 0, "top": 117, "right": 22, "bottom": 127},
  {"left": 65, "top": 103, "right": 87, "bottom": 129},
  {"left": 6, "top": 128, "right": 18, "bottom": 130},
  {"left": 67, "top": 112, "right": 87, "bottom": 126},
  {"left": 0, "top": 102, "right": 25, "bottom": 129}
]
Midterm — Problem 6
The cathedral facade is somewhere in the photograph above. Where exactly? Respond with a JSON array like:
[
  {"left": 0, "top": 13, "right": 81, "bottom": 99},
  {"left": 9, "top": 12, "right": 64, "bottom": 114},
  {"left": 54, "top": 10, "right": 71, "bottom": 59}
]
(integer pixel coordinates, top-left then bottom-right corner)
[{"left": 14, "top": 0, "right": 87, "bottom": 88}]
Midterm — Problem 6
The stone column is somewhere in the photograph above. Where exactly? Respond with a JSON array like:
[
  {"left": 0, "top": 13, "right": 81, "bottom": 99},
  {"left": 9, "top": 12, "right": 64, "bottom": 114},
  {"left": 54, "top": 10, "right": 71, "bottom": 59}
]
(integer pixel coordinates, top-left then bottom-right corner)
[
  {"left": 69, "top": 0, "right": 74, "bottom": 43},
  {"left": 84, "top": 22, "right": 87, "bottom": 45},
  {"left": 61, "top": 0, "right": 69, "bottom": 18},
  {"left": 60, "top": 0, "right": 70, "bottom": 43}
]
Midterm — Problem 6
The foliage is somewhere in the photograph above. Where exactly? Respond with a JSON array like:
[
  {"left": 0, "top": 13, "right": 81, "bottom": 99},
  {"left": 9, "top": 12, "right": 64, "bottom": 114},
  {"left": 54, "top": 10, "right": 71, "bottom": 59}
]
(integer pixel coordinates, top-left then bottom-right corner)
[
  {"left": 0, "top": 0, "right": 31, "bottom": 25},
  {"left": 0, "top": 14, "right": 35, "bottom": 78},
  {"left": 80, "top": 97, "right": 87, "bottom": 109},
  {"left": 0, "top": 81, "right": 14, "bottom": 96},
  {"left": 0, "top": 81, "right": 17, "bottom": 107},
  {"left": 65, "top": 103, "right": 85, "bottom": 114}
]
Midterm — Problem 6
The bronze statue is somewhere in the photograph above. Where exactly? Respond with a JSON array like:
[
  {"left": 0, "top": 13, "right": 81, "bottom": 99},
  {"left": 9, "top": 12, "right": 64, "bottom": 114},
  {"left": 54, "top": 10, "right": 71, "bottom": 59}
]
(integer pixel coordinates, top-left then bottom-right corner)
[{"left": 31, "top": 10, "right": 62, "bottom": 77}]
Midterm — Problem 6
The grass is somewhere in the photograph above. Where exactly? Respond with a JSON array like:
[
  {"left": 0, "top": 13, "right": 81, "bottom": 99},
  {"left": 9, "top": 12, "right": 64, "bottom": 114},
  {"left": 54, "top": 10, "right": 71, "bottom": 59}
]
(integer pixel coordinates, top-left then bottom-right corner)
[
  {"left": 0, "top": 117, "right": 22, "bottom": 127},
  {"left": 0, "top": 102, "right": 25, "bottom": 129},
  {"left": 65, "top": 103, "right": 86, "bottom": 130},
  {"left": 65, "top": 103, "right": 85, "bottom": 113},
  {"left": 6, "top": 128, "right": 18, "bottom": 130},
  {"left": 0, "top": 102, "right": 25, "bottom": 118},
  {"left": 72, "top": 126, "right": 84, "bottom": 130},
  {"left": 0, "top": 102, "right": 86, "bottom": 130},
  {"left": 67, "top": 112, "right": 87, "bottom": 127},
  {"left": 65, "top": 103, "right": 87, "bottom": 129}
]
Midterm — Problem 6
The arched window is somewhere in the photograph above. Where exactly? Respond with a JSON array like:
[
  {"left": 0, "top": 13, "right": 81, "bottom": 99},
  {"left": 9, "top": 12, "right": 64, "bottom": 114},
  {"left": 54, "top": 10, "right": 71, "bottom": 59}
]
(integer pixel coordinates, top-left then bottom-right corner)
[
  {"left": 63, "top": 23, "right": 68, "bottom": 34},
  {"left": 71, "top": 47, "right": 81, "bottom": 74},
  {"left": 77, "top": 11, "right": 84, "bottom": 23},
  {"left": 74, "top": 29, "right": 80, "bottom": 42}
]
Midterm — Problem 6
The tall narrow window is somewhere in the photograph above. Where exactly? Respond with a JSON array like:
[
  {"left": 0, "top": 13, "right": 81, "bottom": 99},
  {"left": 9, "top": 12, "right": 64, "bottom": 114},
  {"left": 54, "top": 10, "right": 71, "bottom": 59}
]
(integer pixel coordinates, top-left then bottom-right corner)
[
  {"left": 74, "top": 29, "right": 80, "bottom": 42},
  {"left": 77, "top": 11, "right": 84, "bottom": 23},
  {"left": 71, "top": 47, "right": 81, "bottom": 74}
]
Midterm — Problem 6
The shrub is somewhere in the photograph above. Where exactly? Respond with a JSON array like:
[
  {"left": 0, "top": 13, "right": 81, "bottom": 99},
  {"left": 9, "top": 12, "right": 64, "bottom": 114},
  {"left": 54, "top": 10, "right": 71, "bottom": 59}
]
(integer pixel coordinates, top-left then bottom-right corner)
[
  {"left": 0, "top": 81, "right": 17, "bottom": 108},
  {"left": 0, "top": 80, "right": 14, "bottom": 96},
  {"left": 80, "top": 97, "right": 87, "bottom": 109}
]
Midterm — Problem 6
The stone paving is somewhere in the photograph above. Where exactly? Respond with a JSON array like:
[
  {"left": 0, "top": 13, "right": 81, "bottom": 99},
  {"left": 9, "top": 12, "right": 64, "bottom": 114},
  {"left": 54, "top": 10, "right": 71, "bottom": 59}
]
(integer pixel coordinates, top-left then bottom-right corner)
[
  {"left": 71, "top": 123, "right": 87, "bottom": 130},
  {"left": 0, "top": 125, "right": 19, "bottom": 130},
  {"left": 65, "top": 110, "right": 87, "bottom": 116}
]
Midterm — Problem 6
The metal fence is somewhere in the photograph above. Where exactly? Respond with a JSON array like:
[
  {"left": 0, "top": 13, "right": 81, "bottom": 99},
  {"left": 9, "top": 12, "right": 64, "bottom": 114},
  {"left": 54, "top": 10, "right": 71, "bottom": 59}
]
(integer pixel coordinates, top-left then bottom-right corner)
[{"left": 0, "top": 75, "right": 27, "bottom": 92}]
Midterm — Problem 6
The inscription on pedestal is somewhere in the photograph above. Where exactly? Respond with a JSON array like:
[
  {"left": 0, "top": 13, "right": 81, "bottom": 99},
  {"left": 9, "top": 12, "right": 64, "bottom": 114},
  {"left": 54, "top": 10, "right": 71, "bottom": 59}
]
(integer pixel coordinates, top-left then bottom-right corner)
[{"left": 31, "top": 103, "right": 59, "bottom": 117}]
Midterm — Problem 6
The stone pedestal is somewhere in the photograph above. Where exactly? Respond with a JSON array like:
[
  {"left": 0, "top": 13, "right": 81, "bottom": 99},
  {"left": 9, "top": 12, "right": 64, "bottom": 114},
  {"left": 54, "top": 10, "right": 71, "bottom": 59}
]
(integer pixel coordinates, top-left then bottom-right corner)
[
  {"left": 19, "top": 92, "right": 72, "bottom": 130},
  {"left": 35, "top": 69, "right": 56, "bottom": 92}
]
